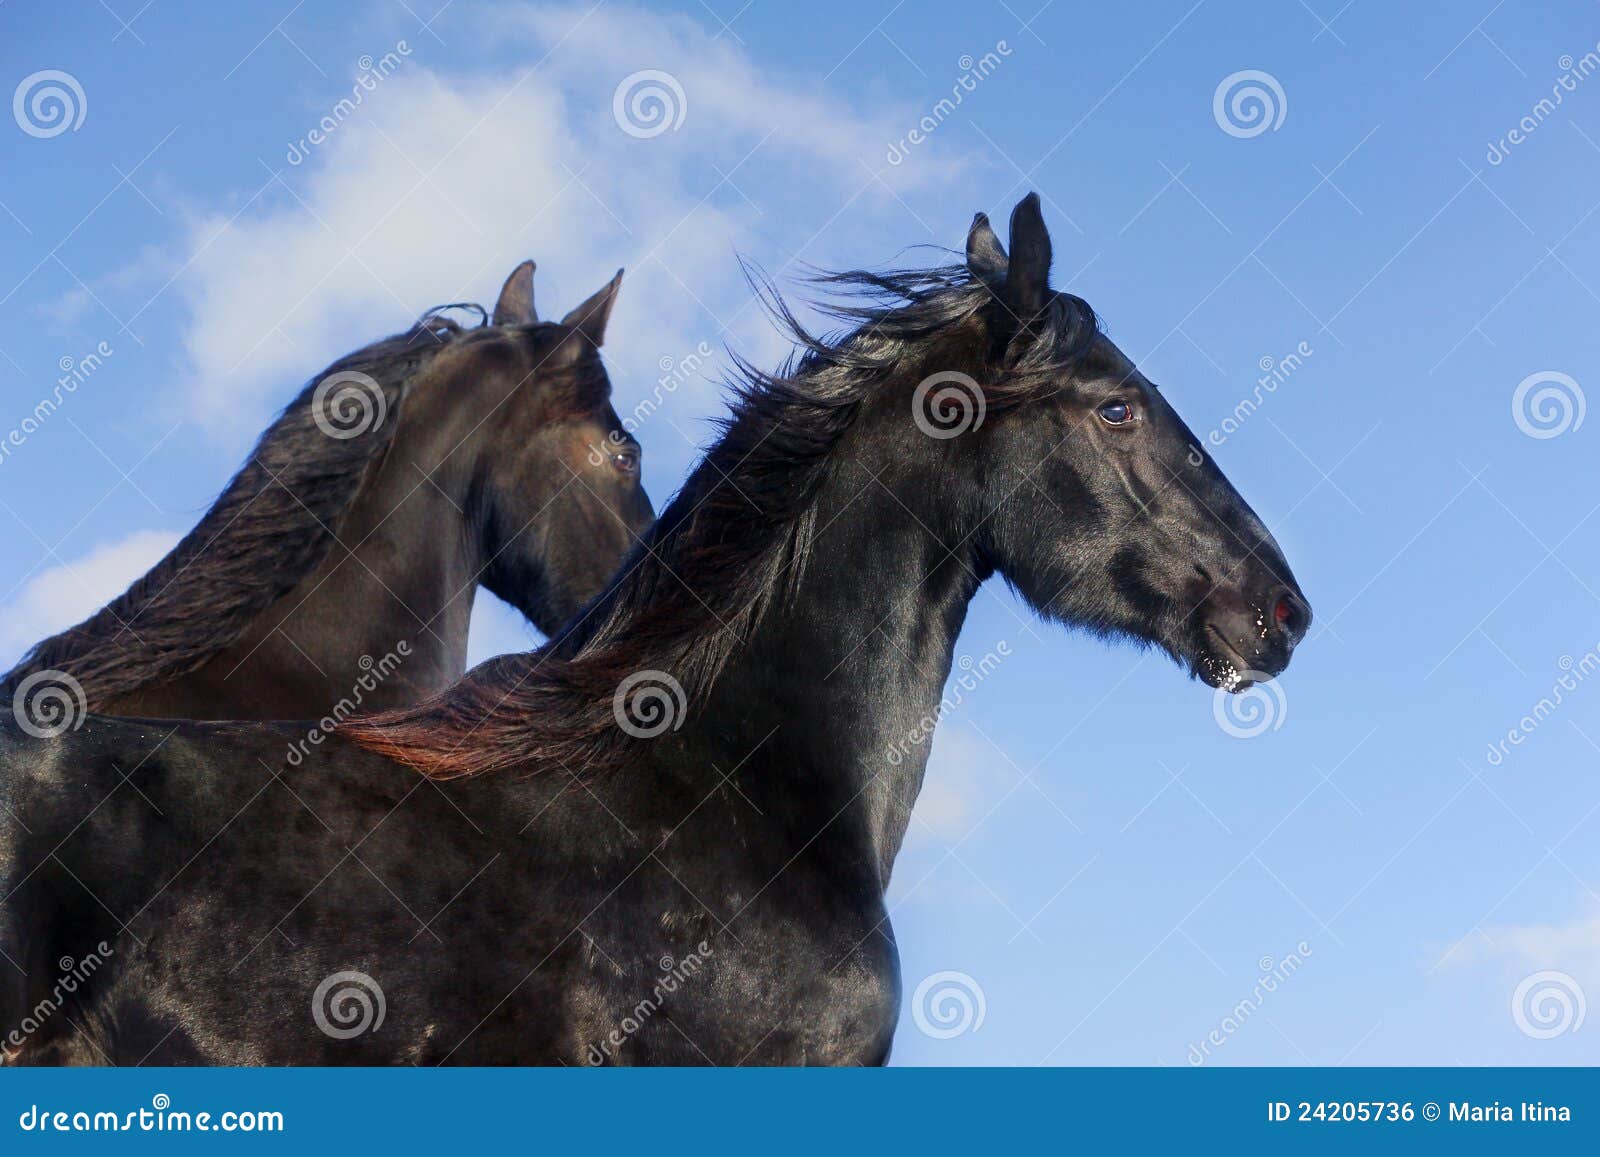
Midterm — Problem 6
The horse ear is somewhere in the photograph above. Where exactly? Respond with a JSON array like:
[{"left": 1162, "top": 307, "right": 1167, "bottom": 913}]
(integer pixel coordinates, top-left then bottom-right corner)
[
  {"left": 559, "top": 269, "right": 624, "bottom": 349},
  {"left": 493, "top": 260, "right": 537, "bottom": 326},
  {"left": 966, "top": 212, "right": 1008, "bottom": 290},
  {"left": 1003, "top": 193, "right": 1052, "bottom": 323}
]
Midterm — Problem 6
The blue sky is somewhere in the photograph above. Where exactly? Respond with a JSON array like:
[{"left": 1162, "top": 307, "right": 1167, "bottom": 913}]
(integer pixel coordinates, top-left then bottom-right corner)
[{"left": 3, "top": 0, "right": 1599, "bottom": 1065}]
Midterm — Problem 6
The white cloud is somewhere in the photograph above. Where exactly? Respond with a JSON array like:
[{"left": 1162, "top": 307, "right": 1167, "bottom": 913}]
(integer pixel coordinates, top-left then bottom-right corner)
[
  {"left": 0, "top": 529, "right": 181, "bottom": 668},
  {"left": 160, "top": 1, "right": 967, "bottom": 479},
  {"left": 1436, "top": 892, "right": 1600, "bottom": 994}
]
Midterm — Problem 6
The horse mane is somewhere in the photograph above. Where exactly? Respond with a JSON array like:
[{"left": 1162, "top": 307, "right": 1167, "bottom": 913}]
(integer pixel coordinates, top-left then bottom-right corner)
[
  {"left": 340, "top": 260, "right": 1100, "bottom": 779},
  {"left": 1, "top": 307, "right": 484, "bottom": 710}
]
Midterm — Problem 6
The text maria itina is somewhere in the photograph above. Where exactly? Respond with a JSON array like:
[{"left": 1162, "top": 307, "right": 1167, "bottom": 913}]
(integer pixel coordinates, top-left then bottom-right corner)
[{"left": 1449, "top": 1102, "right": 1570, "bottom": 1123}]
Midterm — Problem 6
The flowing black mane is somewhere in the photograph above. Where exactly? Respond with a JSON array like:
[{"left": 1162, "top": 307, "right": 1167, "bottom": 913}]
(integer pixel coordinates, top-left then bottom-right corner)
[
  {"left": 342, "top": 260, "right": 1100, "bottom": 778},
  {"left": 1, "top": 308, "right": 483, "bottom": 710}
]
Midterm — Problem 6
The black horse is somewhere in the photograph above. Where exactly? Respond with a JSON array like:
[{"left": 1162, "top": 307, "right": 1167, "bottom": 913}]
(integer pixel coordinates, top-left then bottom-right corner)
[
  {"left": 0, "top": 262, "right": 653, "bottom": 721},
  {"left": 0, "top": 196, "right": 1309, "bottom": 1065}
]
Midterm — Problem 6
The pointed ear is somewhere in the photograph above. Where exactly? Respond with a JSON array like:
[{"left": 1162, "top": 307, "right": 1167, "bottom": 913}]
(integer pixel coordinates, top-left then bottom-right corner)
[
  {"left": 559, "top": 269, "right": 623, "bottom": 349},
  {"left": 1003, "top": 193, "right": 1052, "bottom": 323},
  {"left": 966, "top": 212, "right": 1008, "bottom": 291},
  {"left": 493, "top": 260, "right": 537, "bottom": 326}
]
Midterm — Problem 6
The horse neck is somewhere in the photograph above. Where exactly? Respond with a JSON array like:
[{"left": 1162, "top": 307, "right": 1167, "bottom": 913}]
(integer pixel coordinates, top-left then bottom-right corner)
[
  {"left": 698, "top": 411, "right": 985, "bottom": 883},
  {"left": 134, "top": 388, "right": 488, "bottom": 718}
]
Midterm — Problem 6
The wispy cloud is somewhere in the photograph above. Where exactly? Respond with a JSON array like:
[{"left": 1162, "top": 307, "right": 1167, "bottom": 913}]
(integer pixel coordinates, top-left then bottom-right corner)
[
  {"left": 146, "top": 2, "right": 967, "bottom": 472},
  {"left": 0, "top": 528, "right": 180, "bottom": 667}
]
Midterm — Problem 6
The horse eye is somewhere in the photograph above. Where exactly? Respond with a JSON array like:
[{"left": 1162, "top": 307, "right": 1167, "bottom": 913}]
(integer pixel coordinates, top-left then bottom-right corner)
[
  {"left": 611, "top": 446, "right": 639, "bottom": 472},
  {"left": 1098, "top": 400, "right": 1133, "bottom": 425}
]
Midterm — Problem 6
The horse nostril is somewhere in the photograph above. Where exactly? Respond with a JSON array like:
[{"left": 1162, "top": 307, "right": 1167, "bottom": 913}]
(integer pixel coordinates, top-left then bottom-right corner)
[{"left": 1271, "top": 590, "right": 1308, "bottom": 640}]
